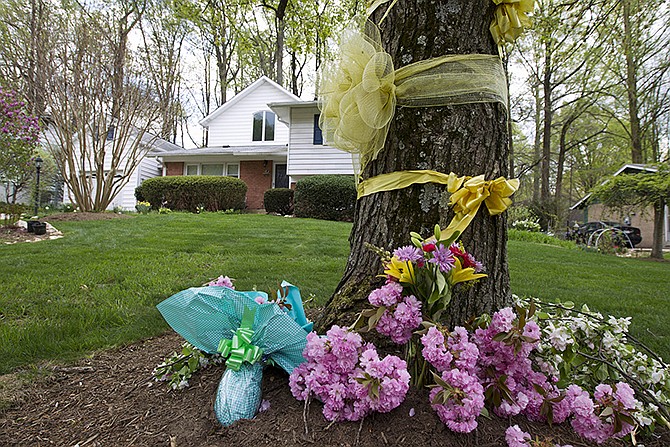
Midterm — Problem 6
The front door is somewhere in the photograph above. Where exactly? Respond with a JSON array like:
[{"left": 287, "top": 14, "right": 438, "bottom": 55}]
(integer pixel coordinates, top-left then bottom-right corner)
[{"left": 274, "top": 163, "right": 289, "bottom": 188}]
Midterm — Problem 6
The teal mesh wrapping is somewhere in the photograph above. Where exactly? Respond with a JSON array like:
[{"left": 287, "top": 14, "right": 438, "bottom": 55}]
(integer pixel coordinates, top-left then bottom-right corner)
[
  {"left": 214, "top": 363, "right": 263, "bottom": 426},
  {"left": 156, "top": 282, "right": 312, "bottom": 427}
]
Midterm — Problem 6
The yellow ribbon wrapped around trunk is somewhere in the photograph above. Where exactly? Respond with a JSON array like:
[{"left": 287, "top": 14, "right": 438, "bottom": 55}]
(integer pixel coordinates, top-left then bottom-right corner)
[
  {"left": 319, "top": 18, "right": 508, "bottom": 176},
  {"left": 490, "top": 0, "right": 534, "bottom": 46}
]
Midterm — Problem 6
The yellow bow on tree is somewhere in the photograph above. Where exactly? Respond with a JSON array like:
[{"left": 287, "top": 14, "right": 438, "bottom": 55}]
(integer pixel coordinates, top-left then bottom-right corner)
[
  {"left": 319, "top": 18, "right": 509, "bottom": 178},
  {"left": 490, "top": 0, "right": 535, "bottom": 46},
  {"left": 443, "top": 173, "right": 520, "bottom": 238}
]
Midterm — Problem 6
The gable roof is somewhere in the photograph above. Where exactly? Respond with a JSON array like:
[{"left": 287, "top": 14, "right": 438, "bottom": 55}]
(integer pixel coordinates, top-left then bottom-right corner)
[
  {"left": 199, "top": 76, "right": 301, "bottom": 128},
  {"left": 570, "top": 164, "right": 659, "bottom": 210}
]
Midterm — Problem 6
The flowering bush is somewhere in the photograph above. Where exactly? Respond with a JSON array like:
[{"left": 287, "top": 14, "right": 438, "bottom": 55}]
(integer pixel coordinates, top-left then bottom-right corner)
[
  {"left": 135, "top": 201, "right": 151, "bottom": 214},
  {"left": 511, "top": 219, "right": 541, "bottom": 232},
  {"left": 289, "top": 325, "right": 409, "bottom": 422}
]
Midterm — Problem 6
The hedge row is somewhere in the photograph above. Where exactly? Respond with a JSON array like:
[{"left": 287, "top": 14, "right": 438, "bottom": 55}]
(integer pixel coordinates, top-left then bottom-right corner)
[
  {"left": 135, "top": 176, "right": 247, "bottom": 212},
  {"left": 294, "top": 175, "right": 356, "bottom": 222}
]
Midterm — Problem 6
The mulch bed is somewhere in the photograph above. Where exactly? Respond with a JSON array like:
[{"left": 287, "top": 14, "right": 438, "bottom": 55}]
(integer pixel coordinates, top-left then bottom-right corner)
[{"left": 1, "top": 331, "right": 668, "bottom": 447}]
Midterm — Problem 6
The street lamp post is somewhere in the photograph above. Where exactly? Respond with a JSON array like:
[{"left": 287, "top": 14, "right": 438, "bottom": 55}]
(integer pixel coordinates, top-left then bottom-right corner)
[{"left": 34, "top": 156, "right": 43, "bottom": 216}]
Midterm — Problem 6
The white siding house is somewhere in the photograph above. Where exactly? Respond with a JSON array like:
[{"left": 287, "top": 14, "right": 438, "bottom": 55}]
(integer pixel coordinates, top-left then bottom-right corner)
[
  {"left": 155, "top": 76, "right": 301, "bottom": 209},
  {"left": 268, "top": 101, "right": 355, "bottom": 181}
]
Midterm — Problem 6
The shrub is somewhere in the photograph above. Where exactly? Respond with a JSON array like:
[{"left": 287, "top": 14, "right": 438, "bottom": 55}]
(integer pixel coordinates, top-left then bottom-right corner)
[
  {"left": 294, "top": 175, "right": 356, "bottom": 222},
  {"left": 264, "top": 188, "right": 294, "bottom": 215},
  {"left": 508, "top": 229, "right": 578, "bottom": 249},
  {"left": 0, "top": 202, "right": 27, "bottom": 227},
  {"left": 135, "top": 176, "right": 247, "bottom": 212},
  {"left": 511, "top": 219, "right": 541, "bottom": 232}
]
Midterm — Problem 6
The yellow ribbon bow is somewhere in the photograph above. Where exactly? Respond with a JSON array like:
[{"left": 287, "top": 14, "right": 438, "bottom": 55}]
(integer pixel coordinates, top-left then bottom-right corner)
[
  {"left": 319, "top": 18, "right": 509, "bottom": 177},
  {"left": 490, "top": 0, "right": 534, "bottom": 46},
  {"left": 443, "top": 173, "right": 520, "bottom": 238}
]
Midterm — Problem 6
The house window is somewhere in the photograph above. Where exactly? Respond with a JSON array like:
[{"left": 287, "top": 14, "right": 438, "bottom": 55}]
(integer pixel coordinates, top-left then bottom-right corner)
[
  {"left": 226, "top": 164, "right": 239, "bottom": 178},
  {"left": 252, "top": 111, "right": 275, "bottom": 142},
  {"left": 185, "top": 165, "right": 199, "bottom": 175},
  {"left": 201, "top": 164, "right": 224, "bottom": 176},
  {"left": 313, "top": 114, "right": 323, "bottom": 145}
]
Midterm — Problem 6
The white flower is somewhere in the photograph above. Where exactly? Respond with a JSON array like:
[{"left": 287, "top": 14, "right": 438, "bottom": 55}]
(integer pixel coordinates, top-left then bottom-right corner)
[{"left": 548, "top": 324, "right": 572, "bottom": 351}]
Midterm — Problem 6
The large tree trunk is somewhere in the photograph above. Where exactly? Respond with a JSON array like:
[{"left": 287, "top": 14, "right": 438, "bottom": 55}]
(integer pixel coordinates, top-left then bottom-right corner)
[
  {"left": 622, "top": 0, "right": 643, "bottom": 164},
  {"left": 651, "top": 200, "right": 665, "bottom": 260},
  {"left": 317, "top": 0, "right": 511, "bottom": 332}
]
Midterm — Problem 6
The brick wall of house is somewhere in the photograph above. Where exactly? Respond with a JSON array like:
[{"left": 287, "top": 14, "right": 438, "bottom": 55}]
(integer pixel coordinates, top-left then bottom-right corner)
[
  {"left": 241, "top": 161, "right": 272, "bottom": 209},
  {"left": 587, "top": 203, "right": 655, "bottom": 248},
  {"left": 165, "top": 162, "right": 184, "bottom": 176}
]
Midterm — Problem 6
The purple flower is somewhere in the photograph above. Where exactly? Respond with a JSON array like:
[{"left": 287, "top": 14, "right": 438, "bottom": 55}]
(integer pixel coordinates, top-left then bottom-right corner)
[
  {"left": 393, "top": 245, "right": 423, "bottom": 262},
  {"left": 428, "top": 244, "right": 455, "bottom": 272},
  {"left": 367, "top": 282, "right": 403, "bottom": 307},
  {"left": 505, "top": 425, "right": 530, "bottom": 447}
]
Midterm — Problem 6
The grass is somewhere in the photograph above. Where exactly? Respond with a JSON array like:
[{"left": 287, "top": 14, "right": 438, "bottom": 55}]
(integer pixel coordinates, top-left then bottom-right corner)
[
  {"left": 0, "top": 213, "right": 351, "bottom": 374},
  {"left": 1, "top": 214, "right": 668, "bottom": 374},
  {"left": 508, "top": 240, "right": 670, "bottom": 360}
]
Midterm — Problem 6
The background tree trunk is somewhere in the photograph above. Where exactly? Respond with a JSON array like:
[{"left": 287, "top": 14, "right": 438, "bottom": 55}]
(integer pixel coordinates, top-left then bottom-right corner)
[{"left": 317, "top": 0, "right": 511, "bottom": 332}]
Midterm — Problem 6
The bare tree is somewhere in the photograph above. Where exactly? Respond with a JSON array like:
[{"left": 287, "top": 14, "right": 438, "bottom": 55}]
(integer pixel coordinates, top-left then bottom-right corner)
[{"left": 43, "top": 4, "right": 160, "bottom": 212}]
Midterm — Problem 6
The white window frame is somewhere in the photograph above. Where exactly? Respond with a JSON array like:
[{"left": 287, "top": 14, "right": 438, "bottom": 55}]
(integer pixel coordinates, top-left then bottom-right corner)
[
  {"left": 252, "top": 110, "right": 276, "bottom": 142},
  {"left": 226, "top": 163, "right": 240, "bottom": 178},
  {"left": 185, "top": 164, "right": 199, "bottom": 175},
  {"left": 184, "top": 163, "right": 239, "bottom": 178}
]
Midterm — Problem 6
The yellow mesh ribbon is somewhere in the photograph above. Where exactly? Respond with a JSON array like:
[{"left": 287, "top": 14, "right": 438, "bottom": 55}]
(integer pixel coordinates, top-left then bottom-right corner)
[
  {"left": 357, "top": 170, "right": 519, "bottom": 239},
  {"left": 319, "top": 18, "right": 508, "bottom": 177},
  {"left": 490, "top": 0, "right": 534, "bottom": 46}
]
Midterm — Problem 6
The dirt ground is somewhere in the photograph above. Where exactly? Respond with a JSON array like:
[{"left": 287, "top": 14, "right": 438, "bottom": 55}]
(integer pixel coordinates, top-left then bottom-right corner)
[{"left": 0, "top": 330, "right": 668, "bottom": 447}]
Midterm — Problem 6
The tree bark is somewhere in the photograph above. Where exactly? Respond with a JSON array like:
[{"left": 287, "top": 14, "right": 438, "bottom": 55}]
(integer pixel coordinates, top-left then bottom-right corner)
[
  {"left": 317, "top": 0, "right": 511, "bottom": 332},
  {"left": 623, "top": 0, "right": 643, "bottom": 164},
  {"left": 651, "top": 200, "right": 665, "bottom": 260}
]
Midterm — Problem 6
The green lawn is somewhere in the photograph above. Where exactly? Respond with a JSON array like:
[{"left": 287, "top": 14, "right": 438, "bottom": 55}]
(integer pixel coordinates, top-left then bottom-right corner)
[
  {"left": 508, "top": 240, "right": 670, "bottom": 360},
  {"left": 1, "top": 214, "right": 668, "bottom": 374}
]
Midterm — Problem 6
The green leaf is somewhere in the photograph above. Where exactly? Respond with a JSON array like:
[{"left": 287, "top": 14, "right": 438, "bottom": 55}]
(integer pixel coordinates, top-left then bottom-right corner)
[
  {"left": 434, "top": 224, "right": 441, "bottom": 241},
  {"left": 492, "top": 332, "right": 509, "bottom": 342},
  {"left": 596, "top": 363, "right": 610, "bottom": 381},
  {"left": 562, "top": 301, "right": 575, "bottom": 309},
  {"left": 187, "top": 356, "right": 198, "bottom": 371}
]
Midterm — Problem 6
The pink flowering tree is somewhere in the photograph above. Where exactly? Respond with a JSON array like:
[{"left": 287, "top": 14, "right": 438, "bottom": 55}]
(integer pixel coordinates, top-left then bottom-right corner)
[{"left": 0, "top": 87, "right": 40, "bottom": 204}]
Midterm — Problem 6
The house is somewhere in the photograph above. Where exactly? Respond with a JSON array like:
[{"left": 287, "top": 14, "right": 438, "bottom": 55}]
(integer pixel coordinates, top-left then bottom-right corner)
[
  {"left": 570, "top": 164, "right": 670, "bottom": 249},
  {"left": 268, "top": 100, "right": 355, "bottom": 183},
  {"left": 155, "top": 76, "right": 296, "bottom": 210},
  {"left": 153, "top": 76, "right": 355, "bottom": 210}
]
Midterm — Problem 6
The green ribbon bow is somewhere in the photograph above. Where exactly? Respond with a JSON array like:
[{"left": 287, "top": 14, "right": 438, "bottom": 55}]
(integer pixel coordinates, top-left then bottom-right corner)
[{"left": 217, "top": 306, "right": 264, "bottom": 371}]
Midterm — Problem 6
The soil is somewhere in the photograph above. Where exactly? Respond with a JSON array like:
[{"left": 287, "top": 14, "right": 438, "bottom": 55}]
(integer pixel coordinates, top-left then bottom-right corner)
[{"left": 0, "top": 331, "right": 668, "bottom": 447}]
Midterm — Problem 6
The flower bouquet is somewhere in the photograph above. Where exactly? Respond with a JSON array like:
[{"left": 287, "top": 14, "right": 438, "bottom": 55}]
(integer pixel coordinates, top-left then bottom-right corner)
[{"left": 156, "top": 278, "right": 312, "bottom": 426}]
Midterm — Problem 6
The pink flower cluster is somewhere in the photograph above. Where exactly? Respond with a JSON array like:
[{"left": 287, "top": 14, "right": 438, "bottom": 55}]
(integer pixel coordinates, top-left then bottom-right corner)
[
  {"left": 418, "top": 307, "right": 639, "bottom": 443},
  {"left": 421, "top": 326, "right": 478, "bottom": 374},
  {"left": 430, "top": 368, "right": 485, "bottom": 433},
  {"left": 564, "top": 383, "right": 637, "bottom": 443},
  {"left": 421, "top": 326, "right": 482, "bottom": 432},
  {"left": 367, "top": 283, "right": 422, "bottom": 344},
  {"left": 472, "top": 307, "right": 551, "bottom": 420},
  {"left": 289, "top": 325, "right": 410, "bottom": 422},
  {"left": 208, "top": 275, "right": 235, "bottom": 289},
  {"left": 505, "top": 425, "right": 574, "bottom": 447},
  {"left": 0, "top": 87, "right": 40, "bottom": 143}
]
